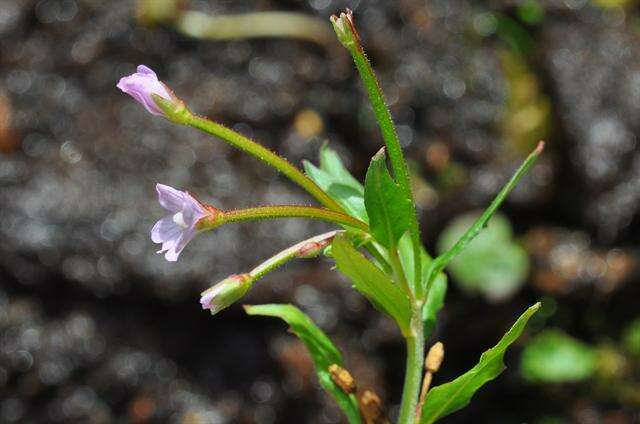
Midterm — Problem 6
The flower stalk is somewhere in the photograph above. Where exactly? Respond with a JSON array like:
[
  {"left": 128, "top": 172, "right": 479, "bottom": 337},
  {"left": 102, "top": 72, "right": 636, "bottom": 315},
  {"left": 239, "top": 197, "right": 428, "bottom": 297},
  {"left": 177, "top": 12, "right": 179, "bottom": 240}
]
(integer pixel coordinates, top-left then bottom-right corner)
[
  {"left": 249, "top": 231, "right": 339, "bottom": 281},
  {"left": 201, "top": 231, "right": 339, "bottom": 315},
  {"left": 199, "top": 205, "right": 368, "bottom": 232},
  {"left": 152, "top": 94, "right": 346, "bottom": 214}
]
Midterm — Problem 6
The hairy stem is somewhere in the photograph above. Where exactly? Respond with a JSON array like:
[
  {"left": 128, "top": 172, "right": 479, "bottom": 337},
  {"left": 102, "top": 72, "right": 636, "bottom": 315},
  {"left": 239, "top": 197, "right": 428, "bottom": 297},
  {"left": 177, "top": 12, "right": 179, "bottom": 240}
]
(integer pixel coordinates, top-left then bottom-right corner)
[
  {"left": 184, "top": 114, "right": 345, "bottom": 213},
  {"left": 202, "top": 205, "right": 369, "bottom": 232},
  {"left": 336, "top": 13, "right": 423, "bottom": 296},
  {"left": 249, "top": 231, "right": 339, "bottom": 280}
]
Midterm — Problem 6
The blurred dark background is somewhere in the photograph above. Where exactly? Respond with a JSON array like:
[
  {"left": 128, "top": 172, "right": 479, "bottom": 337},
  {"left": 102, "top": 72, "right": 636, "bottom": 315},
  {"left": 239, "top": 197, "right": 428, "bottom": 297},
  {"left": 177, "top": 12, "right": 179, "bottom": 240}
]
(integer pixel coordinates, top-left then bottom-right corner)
[{"left": 1, "top": 0, "right": 639, "bottom": 423}]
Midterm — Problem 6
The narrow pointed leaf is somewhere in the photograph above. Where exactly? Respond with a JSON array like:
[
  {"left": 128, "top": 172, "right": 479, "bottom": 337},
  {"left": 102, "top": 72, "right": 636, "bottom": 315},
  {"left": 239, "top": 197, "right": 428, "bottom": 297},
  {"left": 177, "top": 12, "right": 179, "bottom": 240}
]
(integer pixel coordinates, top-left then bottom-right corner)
[
  {"left": 245, "top": 304, "right": 361, "bottom": 424},
  {"left": 420, "top": 302, "right": 541, "bottom": 423},
  {"left": 364, "top": 149, "right": 413, "bottom": 248},
  {"left": 427, "top": 142, "right": 544, "bottom": 287},
  {"left": 331, "top": 235, "right": 411, "bottom": 333}
]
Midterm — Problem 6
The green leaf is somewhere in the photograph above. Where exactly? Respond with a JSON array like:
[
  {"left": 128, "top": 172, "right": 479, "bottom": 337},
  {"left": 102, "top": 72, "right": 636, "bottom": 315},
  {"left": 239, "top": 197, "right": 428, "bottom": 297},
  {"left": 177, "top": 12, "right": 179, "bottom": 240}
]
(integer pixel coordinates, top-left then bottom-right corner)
[
  {"left": 437, "top": 212, "right": 529, "bottom": 302},
  {"left": 520, "top": 329, "right": 597, "bottom": 383},
  {"left": 420, "top": 302, "right": 541, "bottom": 423},
  {"left": 244, "top": 304, "right": 361, "bottom": 424},
  {"left": 303, "top": 145, "right": 368, "bottom": 222},
  {"left": 422, "top": 273, "right": 447, "bottom": 340},
  {"left": 364, "top": 149, "right": 413, "bottom": 248},
  {"left": 364, "top": 150, "right": 413, "bottom": 248},
  {"left": 331, "top": 235, "right": 411, "bottom": 334},
  {"left": 427, "top": 142, "right": 543, "bottom": 288},
  {"left": 319, "top": 144, "right": 364, "bottom": 192}
]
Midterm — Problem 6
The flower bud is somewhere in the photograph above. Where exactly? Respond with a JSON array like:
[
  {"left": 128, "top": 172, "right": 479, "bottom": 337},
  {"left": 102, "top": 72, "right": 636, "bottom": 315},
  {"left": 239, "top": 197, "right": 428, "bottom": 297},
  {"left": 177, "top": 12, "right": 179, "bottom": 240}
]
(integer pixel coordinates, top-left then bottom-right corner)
[
  {"left": 117, "top": 65, "right": 183, "bottom": 119},
  {"left": 200, "top": 273, "right": 252, "bottom": 315},
  {"left": 330, "top": 9, "right": 358, "bottom": 50},
  {"left": 297, "top": 238, "right": 332, "bottom": 259}
]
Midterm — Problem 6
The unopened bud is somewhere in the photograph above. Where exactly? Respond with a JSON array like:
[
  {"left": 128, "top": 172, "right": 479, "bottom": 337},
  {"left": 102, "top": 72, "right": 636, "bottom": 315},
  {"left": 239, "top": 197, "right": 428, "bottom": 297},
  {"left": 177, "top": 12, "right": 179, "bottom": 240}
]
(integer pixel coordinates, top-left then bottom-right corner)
[
  {"left": 329, "top": 364, "right": 357, "bottom": 394},
  {"left": 297, "top": 239, "right": 332, "bottom": 258},
  {"left": 116, "top": 64, "right": 192, "bottom": 125},
  {"left": 200, "top": 273, "right": 252, "bottom": 316},
  {"left": 330, "top": 9, "right": 358, "bottom": 50},
  {"left": 425, "top": 342, "right": 444, "bottom": 373}
]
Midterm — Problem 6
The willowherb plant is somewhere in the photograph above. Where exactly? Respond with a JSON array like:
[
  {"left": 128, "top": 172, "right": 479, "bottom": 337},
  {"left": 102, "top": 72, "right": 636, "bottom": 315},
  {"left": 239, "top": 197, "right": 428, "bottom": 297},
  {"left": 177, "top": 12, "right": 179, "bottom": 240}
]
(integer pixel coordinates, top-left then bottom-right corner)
[{"left": 118, "top": 10, "right": 544, "bottom": 423}]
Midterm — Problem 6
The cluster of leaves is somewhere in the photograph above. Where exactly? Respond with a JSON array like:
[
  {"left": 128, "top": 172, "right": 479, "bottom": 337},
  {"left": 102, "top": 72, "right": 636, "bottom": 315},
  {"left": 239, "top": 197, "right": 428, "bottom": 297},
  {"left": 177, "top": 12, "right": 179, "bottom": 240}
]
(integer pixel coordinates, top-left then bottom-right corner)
[{"left": 243, "top": 140, "right": 543, "bottom": 422}]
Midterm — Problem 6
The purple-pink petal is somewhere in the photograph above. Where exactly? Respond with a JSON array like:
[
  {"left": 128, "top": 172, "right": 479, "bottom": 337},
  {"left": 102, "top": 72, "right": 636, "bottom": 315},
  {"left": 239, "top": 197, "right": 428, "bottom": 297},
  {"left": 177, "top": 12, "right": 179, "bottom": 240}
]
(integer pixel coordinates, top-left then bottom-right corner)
[
  {"left": 156, "top": 184, "right": 184, "bottom": 213},
  {"left": 117, "top": 65, "right": 172, "bottom": 116},
  {"left": 181, "top": 192, "right": 207, "bottom": 225},
  {"left": 173, "top": 227, "right": 198, "bottom": 254},
  {"left": 200, "top": 289, "right": 216, "bottom": 309},
  {"left": 151, "top": 216, "right": 180, "bottom": 243},
  {"left": 151, "top": 184, "right": 210, "bottom": 262},
  {"left": 136, "top": 65, "right": 156, "bottom": 76}
]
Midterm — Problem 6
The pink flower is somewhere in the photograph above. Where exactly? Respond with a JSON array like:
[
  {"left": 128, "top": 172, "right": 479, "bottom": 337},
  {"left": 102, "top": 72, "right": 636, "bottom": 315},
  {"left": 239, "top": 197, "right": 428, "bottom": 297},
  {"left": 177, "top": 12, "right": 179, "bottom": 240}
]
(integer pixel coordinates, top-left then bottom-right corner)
[
  {"left": 151, "top": 184, "right": 209, "bottom": 261},
  {"left": 117, "top": 65, "right": 173, "bottom": 116}
]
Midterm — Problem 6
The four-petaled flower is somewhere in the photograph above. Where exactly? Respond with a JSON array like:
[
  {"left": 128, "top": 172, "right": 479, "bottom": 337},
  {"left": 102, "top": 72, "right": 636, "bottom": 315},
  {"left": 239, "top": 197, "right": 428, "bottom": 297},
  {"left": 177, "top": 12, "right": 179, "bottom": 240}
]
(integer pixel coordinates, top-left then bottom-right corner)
[
  {"left": 151, "top": 184, "right": 209, "bottom": 262},
  {"left": 117, "top": 65, "right": 173, "bottom": 117}
]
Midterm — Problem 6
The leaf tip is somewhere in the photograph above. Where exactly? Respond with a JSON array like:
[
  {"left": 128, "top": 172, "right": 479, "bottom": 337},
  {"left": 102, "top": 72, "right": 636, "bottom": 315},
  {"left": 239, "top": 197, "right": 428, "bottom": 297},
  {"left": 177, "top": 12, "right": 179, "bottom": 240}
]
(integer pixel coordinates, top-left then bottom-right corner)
[
  {"left": 373, "top": 147, "right": 386, "bottom": 160},
  {"left": 534, "top": 141, "right": 545, "bottom": 155}
]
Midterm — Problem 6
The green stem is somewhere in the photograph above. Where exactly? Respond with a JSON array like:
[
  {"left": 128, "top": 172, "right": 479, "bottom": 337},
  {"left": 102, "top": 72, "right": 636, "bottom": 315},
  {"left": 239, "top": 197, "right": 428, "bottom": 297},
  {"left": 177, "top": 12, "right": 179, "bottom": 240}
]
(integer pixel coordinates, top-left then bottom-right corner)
[
  {"left": 249, "top": 231, "right": 339, "bottom": 280},
  {"left": 339, "top": 16, "right": 423, "bottom": 296},
  {"left": 184, "top": 113, "right": 345, "bottom": 213},
  {"left": 397, "top": 306, "right": 425, "bottom": 424},
  {"left": 202, "top": 205, "right": 369, "bottom": 232}
]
